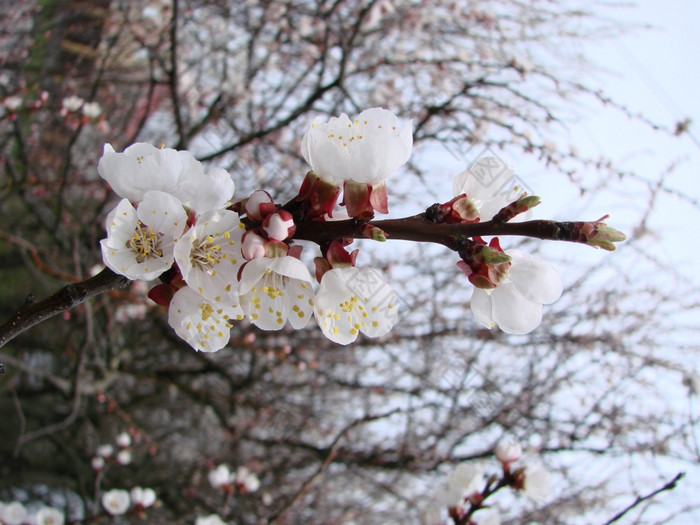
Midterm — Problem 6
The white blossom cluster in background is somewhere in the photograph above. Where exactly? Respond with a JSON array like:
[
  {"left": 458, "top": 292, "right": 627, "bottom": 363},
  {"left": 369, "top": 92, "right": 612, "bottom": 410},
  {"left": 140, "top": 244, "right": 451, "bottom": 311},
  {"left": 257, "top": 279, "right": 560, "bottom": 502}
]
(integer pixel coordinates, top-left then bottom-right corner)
[
  {"left": 420, "top": 437, "right": 552, "bottom": 525},
  {"left": 0, "top": 502, "right": 64, "bottom": 525},
  {"left": 91, "top": 431, "right": 134, "bottom": 470},
  {"left": 99, "top": 107, "right": 565, "bottom": 352}
]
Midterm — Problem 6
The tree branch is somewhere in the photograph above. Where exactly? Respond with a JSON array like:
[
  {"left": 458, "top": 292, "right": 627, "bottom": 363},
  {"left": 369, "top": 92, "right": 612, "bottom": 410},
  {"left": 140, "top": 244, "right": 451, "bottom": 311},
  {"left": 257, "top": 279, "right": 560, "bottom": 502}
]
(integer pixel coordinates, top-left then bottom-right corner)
[
  {"left": 0, "top": 268, "right": 129, "bottom": 349},
  {"left": 0, "top": 212, "right": 610, "bottom": 348},
  {"left": 603, "top": 472, "right": 686, "bottom": 525}
]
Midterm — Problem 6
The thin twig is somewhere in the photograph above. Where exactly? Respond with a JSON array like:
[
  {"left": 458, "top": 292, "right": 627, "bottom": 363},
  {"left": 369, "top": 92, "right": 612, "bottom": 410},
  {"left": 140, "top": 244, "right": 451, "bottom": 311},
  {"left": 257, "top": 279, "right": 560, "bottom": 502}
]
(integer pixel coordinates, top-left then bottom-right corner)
[{"left": 603, "top": 472, "right": 685, "bottom": 525}]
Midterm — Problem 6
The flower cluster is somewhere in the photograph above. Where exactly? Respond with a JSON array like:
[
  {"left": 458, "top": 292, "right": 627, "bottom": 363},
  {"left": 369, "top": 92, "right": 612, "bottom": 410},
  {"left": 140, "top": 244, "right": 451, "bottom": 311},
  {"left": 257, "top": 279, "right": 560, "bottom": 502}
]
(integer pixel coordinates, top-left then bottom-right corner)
[
  {"left": 448, "top": 158, "right": 563, "bottom": 334},
  {"left": 101, "top": 487, "right": 157, "bottom": 516},
  {"left": 420, "top": 437, "right": 552, "bottom": 525},
  {"left": 99, "top": 108, "right": 404, "bottom": 351},
  {"left": 0, "top": 502, "right": 64, "bottom": 525},
  {"left": 91, "top": 431, "right": 135, "bottom": 470},
  {"left": 98, "top": 108, "right": 623, "bottom": 348},
  {"left": 208, "top": 463, "right": 260, "bottom": 494}
]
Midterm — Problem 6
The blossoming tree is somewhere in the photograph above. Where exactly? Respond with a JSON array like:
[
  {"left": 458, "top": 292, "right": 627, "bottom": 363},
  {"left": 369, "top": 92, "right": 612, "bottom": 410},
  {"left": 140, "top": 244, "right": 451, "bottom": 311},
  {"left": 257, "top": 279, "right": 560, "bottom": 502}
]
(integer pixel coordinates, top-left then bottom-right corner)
[{"left": 0, "top": 1, "right": 698, "bottom": 524}]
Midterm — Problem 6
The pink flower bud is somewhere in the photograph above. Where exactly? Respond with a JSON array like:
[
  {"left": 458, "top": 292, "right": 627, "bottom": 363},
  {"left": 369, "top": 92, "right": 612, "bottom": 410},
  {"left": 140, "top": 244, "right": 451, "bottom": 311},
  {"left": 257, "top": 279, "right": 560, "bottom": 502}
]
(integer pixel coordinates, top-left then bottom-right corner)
[
  {"left": 242, "top": 232, "right": 267, "bottom": 260},
  {"left": 262, "top": 211, "right": 296, "bottom": 241},
  {"left": 245, "top": 190, "right": 276, "bottom": 221},
  {"left": 495, "top": 437, "right": 522, "bottom": 463},
  {"left": 116, "top": 432, "right": 132, "bottom": 448},
  {"left": 91, "top": 456, "right": 105, "bottom": 470}
]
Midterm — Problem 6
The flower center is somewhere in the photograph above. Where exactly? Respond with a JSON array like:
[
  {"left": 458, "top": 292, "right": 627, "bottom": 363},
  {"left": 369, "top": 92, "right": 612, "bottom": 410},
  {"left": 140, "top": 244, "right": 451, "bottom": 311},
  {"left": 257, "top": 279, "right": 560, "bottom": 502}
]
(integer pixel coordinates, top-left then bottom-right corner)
[
  {"left": 127, "top": 222, "right": 163, "bottom": 262},
  {"left": 262, "top": 268, "right": 286, "bottom": 299},
  {"left": 191, "top": 235, "right": 223, "bottom": 274}
]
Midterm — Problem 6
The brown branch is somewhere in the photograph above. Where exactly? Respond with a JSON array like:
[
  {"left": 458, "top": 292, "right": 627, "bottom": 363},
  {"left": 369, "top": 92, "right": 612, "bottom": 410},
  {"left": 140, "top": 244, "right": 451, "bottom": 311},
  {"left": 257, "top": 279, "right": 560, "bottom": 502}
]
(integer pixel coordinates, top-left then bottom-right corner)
[
  {"left": 294, "top": 215, "right": 600, "bottom": 251},
  {"left": 603, "top": 472, "right": 685, "bottom": 525},
  {"left": 0, "top": 267, "right": 129, "bottom": 349},
  {"left": 0, "top": 210, "right": 608, "bottom": 348}
]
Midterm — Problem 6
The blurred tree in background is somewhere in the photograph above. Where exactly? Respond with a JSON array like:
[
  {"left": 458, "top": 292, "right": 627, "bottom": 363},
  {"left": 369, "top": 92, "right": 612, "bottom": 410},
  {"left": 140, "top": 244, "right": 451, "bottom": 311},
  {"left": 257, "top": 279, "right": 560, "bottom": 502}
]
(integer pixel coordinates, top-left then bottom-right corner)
[{"left": 1, "top": 1, "right": 698, "bottom": 523}]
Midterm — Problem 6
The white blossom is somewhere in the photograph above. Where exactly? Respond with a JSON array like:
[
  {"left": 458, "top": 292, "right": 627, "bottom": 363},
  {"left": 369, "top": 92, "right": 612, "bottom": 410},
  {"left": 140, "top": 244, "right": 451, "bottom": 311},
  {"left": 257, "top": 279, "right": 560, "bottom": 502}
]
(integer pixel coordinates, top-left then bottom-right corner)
[
  {"left": 2, "top": 96, "right": 22, "bottom": 111},
  {"left": 470, "top": 250, "right": 562, "bottom": 334},
  {"left": 522, "top": 464, "right": 552, "bottom": 501},
  {"left": 168, "top": 286, "right": 244, "bottom": 352},
  {"left": 130, "top": 487, "right": 157, "bottom": 508},
  {"left": 452, "top": 157, "right": 525, "bottom": 220},
  {"left": 116, "top": 432, "right": 132, "bottom": 448},
  {"left": 208, "top": 464, "right": 235, "bottom": 489},
  {"left": 236, "top": 466, "right": 260, "bottom": 493},
  {"left": 495, "top": 437, "right": 522, "bottom": 463},
  {"left": 435, "top": 463, "right": 484, "bottom": 508},
  {"left": 239, "top": 256, "right": 315, "bottom": 330},
  {"left": 91, "top": 456, "right": 105, "bottom": 470},
  {"left": 174, "top": 209, "right": 245, "bottom": 302},
  {"left": 0, "top": 501, "right": 27, "bottom": 525},
  {"left": 35, "top": 506, "right": 65, "bottom": 525},
  {"left": 101, "top": 192, "right": 186, "bottom": 281},
  {"left": 61, "top": 95, "right": 84, "bottom": 112},
  {"left": 96, "top": 444, "right": 114, "bottom": 457},
  {"left": 98, "top": 143, "right": 234, "bottom": 211},
  {"left": 102, "top": 489, "right": 130, "bottom": 516},
  {"left": 313, "top": 267, "right": 398, "bottom": 345},
  {"left": 116, "top": 449, "right": 132, "bottom": 465},
  {"left": 195, "top": 514, "right": 227, "bottom": 525},
  {"left": 82, "top": 101, "right": 102, "bottom": 119},
  {"left": 301, "top": 107, "right": 412, "bottom": 184}
]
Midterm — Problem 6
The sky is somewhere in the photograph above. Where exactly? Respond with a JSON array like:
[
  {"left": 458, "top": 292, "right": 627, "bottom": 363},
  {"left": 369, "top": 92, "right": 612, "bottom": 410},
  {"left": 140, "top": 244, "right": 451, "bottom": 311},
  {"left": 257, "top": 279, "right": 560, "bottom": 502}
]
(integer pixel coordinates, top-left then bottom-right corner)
[{"left": 569, "top": 0, "right": 700, "bottom": 278}]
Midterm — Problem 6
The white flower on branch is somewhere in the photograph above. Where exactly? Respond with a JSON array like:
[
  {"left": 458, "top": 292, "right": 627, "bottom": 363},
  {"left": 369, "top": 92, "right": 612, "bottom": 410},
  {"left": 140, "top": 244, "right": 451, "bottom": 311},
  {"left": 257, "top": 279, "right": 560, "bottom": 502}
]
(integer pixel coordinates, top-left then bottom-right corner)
[
  {"left": 101, "top": 191, "right": 186, "bottom": 281},
  {"left": 470, "top": 249, "right": 562, "bottom": 334},
  {"left": 101, "top": 489, "right": 130, "bottom": 516},
  {"left": 239, "top": 256, "right": 315, "bottom": 330},
  {"left": 313, "top": 267, "right": 398, "bottom": 345},
  {"left": 208, "top": 464, "right": 235, "bottom": 489},
  {"left": 130, "top": 487, "right": 157, "bottom": 509},
  {"left": 61, "top": 95, "right": 83, "bottom": 112},
  {"left": 98, "top": 143, "right": 234, "bottom": 212},
  {"left": 195, "top": 515, "right": 227, "bottom": 525},
  {"left": 168, "top": 286, "right": 243, "bottom": 352},
  {"left": 452, "top": 156, "right": 525, "bottom": 221},
  {"left": 301, "top": 107, "right": 412, "bottom": 185},
  {"left": 174, "top": 209, "right": 245, "bottom": 303},
  {"left": 82, "top": 101, "right": 102, "bottom": 119},
  {"left": 522, "top": 464, "right": 552, "bottom": 501},
  {"left": 116, "top": 431, "right": 132, "bottom": 448},
  {"left": 0, "top": 501, "right": 27, "bottom": 525},
  {"left": 35, "top": 506, "right": 64, "bottom": 525},
  {"left": 495, "top": 436, "right": 522, "bottom": 464}
]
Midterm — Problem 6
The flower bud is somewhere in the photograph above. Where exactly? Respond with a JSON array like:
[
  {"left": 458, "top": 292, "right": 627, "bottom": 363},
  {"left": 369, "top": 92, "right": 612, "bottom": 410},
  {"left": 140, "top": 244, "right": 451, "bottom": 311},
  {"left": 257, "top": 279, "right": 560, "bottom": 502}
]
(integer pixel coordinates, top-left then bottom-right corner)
[
  {"left": 579, "top": 216, "right": 626, "bottom": 251},
  {"left": 116, "top": 432, "right": 132, "bottom": 448},
  {"left": 495, "top": 437, "right": 522, "bottom": 464},
  {"left": 116, "top": 449, "right": 132, "bottom": 465},
  {"left": 242, "top": 232, "right": 267, "bottom": 260},
  {"left": 262, "top": 210, "right": 296, "bottom": 241},
  {"left": 245, "top": 190, "right": 276, "bottom": 221}
]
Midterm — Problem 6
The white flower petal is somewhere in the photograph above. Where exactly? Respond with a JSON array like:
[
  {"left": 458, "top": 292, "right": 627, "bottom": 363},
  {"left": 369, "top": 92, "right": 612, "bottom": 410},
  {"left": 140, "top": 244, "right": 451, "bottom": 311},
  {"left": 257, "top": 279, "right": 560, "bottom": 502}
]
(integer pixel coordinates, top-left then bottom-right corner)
[
  {"left": 301, "top": 108, "right": 412, "bottom": 184},
  {"left": 313, "top": 267, "right": 397, "bottom": 344},
  {"left": 491, "top": 283, "right": 543, "bottom": 334},
  {"left": 239, "top": 257, "right": 314, "bottom": 330},
  {"left": 168, "top": 286, "right": 243, "bottom": 352},
  {"left": 102, "top": 489, "right": 130, "bottom": 516},
  {"left": 508, "top": 250, "right": 563, "bottom": 304},
  {"left": 137, "top": 191, "right": 187, "bottom": 237},
  {"left": 174, "top": 210, "right": 244, "bottom": 303},
  {"left": 470, "top": 288, "right": 495, "bottom": 329}
]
